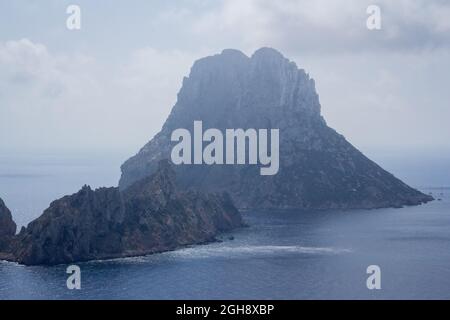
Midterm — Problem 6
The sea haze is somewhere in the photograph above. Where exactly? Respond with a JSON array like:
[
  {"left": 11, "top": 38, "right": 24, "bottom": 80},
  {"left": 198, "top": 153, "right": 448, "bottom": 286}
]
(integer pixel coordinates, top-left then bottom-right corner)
[{"left": 0, "top": 151, "right": 449, "bottom": 299}]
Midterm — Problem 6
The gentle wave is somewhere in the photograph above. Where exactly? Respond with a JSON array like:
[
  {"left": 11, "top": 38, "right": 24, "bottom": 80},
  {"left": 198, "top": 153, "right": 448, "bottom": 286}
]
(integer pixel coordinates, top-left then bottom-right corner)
[
  {"left": 78, "top": 245, "right": 352, "bottom": 265},
  {"left": 171, "top": 245, "right": 352, "bottom": 259}
]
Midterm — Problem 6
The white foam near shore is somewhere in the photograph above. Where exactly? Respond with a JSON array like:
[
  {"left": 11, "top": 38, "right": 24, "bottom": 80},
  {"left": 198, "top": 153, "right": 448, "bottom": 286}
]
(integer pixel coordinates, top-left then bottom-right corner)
[{"left": 171, "top": 245, "right": 352, "bottom": 259}]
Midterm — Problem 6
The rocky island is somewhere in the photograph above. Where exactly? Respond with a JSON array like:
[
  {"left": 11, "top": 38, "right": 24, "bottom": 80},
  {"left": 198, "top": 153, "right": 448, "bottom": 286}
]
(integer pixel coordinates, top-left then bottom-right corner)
[
  {"left": 120, "top": 47, "right": 432, "bottom": 209},
  {"left": 0, "top": 161, "right": 243, "bottom": 265}
]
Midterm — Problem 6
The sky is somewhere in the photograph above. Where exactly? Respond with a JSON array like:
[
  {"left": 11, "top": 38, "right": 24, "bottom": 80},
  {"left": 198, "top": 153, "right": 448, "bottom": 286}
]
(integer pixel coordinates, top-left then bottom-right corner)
[{"left": 1, "top": 0, "right": 449, "bottom": 157}]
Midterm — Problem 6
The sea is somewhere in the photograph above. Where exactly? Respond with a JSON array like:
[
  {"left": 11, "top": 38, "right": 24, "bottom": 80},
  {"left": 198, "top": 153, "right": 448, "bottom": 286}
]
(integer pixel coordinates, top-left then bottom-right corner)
[{"left": 0, "top": 151, "right": 449, "bottom": 299}]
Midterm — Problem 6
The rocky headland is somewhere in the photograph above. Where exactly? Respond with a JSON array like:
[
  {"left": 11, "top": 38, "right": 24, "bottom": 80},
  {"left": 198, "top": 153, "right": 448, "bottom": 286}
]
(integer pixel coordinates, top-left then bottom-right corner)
[
  {"left": 0, "top": 161, "right": 243, "bottom": 265},
  {"left": 0, "top": 198, "right": 16, "bottom": 258}
]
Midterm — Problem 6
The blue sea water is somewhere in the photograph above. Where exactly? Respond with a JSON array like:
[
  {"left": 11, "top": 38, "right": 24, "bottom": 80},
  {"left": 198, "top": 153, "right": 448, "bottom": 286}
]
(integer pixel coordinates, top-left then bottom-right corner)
[{"left": 0, "top": 152, "right": 449, "bottom": 299}]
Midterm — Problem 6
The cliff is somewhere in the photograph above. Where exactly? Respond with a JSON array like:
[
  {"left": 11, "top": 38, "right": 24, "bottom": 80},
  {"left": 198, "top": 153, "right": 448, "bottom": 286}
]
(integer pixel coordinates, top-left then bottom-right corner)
[{"left": 0, "top": 197, "right": 16, "bottom": 256}]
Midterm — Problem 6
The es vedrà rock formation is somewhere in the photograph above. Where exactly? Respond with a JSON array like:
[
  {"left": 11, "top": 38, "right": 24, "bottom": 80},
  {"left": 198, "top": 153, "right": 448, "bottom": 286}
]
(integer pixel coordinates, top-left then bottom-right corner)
[
  {"left": 0, "top": 161, "right": 243, "bottom": 265},
  {"left": 120, "top": 47, "right": 432, "bottom": 209}
]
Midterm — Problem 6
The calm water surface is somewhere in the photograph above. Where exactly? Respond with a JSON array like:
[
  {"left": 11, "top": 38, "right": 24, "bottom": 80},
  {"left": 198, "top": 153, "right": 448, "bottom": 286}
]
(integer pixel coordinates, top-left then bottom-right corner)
[{"left": 0, "top": 153, "right": 449, "bottom": 299}]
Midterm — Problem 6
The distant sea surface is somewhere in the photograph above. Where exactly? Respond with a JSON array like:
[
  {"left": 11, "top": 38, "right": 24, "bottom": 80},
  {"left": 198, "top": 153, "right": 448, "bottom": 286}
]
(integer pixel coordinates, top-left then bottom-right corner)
[{"left": 0, "top": 151, "right": 450, "bottom": 299}]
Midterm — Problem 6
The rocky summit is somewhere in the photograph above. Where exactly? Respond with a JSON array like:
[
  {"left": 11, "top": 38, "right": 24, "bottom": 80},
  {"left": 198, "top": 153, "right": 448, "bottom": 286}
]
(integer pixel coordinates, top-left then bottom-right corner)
[
  {"left": 119, "top": 47, "right": 432, "bottom": 209},
  {"left": 1, "top": 161, "right": 243, "bottom": 266}
]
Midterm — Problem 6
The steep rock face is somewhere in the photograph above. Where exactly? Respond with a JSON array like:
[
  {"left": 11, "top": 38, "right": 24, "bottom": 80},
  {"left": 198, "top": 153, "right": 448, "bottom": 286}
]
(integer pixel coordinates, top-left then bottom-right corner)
[
  {"left": 119, "top": 48, "right": 432, "bottom": 209},
  {"left": 11, "top": 161, "right": 243, "bottom": 266},
  {"left": 0, "top": 197, "right": 16, "bottom": 253}
]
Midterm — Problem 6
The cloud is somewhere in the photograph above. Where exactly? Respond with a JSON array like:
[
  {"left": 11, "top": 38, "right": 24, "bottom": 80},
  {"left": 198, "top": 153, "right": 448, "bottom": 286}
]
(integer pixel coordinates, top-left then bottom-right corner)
[
  {"left": 187, "top": 0, "right": 450, "bottom": 54},
  {"left": 0, "top": 38, "right": 97, "bottom": 103},
  {"left": 0, "top": 39, "right": 61, "bottom": 98},
  {"left": 0, "top": 39, "right": 200, "bottom": 152},
  {"left": 1, "top": 1, "right": 450, "bottom": 154}
]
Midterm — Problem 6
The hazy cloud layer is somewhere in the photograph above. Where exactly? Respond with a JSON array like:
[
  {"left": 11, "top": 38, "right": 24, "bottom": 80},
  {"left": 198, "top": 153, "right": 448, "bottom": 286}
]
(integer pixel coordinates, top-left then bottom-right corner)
[
  {"left": 171, "top": 0, "right": 450, "bottom": 53},
  {"left": 0, "top": 38, "right": 197, "bottom": 152},
  {"left": 0, "top": 0, "right": 449, "bottom": 153}
]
